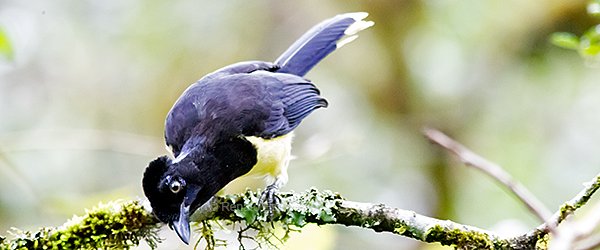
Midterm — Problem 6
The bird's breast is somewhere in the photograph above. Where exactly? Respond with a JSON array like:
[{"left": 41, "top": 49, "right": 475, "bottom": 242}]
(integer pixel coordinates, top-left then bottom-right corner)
[{"left": 218, "top": 133, "right": 293, "bottom": 194}]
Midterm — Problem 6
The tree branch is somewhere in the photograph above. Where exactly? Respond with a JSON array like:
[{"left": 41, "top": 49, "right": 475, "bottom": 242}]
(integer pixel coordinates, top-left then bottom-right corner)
[
  {"left": 423, "top": 127, "right": 553, "bottom": 223},
  {"left": 512, "top": 173, "right": 600, "bottom": 247},
  {"left": 198, "top": 189, "right": 511, "bottom": 249},
  {"left": 1, "top": 131, "right": 599, "bottom": 249},
  {"left": 1, "top": 178, "right": 598, "bottom": 250}
]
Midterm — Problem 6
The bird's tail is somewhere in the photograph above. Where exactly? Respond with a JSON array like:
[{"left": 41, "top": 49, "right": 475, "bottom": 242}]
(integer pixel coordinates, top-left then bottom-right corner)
[{"left": 274, "top": 12, "right": 374, "bottom": 77}]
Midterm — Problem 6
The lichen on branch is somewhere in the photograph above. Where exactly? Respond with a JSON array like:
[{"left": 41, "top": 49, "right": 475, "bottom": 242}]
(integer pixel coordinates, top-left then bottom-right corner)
[{"left": 1, "top": 175, "right": 600, "bottom": 250}]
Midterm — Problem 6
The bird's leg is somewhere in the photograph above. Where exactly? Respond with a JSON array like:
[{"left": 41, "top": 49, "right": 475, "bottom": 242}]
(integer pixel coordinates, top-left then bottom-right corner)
[
  {"left": 255, "top": 133, "right": 292, "bottom": 220},
  {"left": 259, "top": 177, "right": 286, "bottom": 219}
]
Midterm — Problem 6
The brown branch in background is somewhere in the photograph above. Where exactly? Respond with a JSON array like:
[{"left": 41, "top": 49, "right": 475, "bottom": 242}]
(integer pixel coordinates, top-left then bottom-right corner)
[
  {"left": 0, "top": 148, "right": 37, "bottom": 201},
  {"left": 423, "top": 128, "right": 600, "bottom": 248},
  {"left": 422, "top": 128, "right": 553, "bottom": 225},
  {"left": 512, "top": 173, "right": 600, "bottom": 248}
]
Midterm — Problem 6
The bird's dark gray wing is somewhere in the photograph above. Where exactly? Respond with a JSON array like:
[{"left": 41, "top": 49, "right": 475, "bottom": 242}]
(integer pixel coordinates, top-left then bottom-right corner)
[
  {"left": 164, "top": 68, "right": 326, "bottom": 157},
  {"left": 249, "top": 71, "right": 328, "bottom": 138}
]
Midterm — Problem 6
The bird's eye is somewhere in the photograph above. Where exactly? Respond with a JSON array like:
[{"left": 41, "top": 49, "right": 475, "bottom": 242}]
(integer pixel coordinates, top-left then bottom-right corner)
[{"left": 169, "top": 180, "right": 183, "bottom": 194}]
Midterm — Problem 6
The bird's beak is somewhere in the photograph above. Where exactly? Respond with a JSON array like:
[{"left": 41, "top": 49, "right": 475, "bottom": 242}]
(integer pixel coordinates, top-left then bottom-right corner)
[
  {"left": 172, "top": 202, "right": 191, "bottom": 244},
  {"left": 171, "top": 185, "right": 200, "bottom": 245}
]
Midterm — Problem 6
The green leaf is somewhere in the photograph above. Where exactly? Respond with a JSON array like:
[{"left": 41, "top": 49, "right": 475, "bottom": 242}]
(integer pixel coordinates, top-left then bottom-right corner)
[
  {"left": 0, "top": 28, "right": 13, "bottom": 60},
  {"left": 582, "top": 44, "right": 600, "bottom": 56},
  {"left": 581, "top": 26, "right": 600, "bottom": 56},
  {"left": 318, "top": 210, "right": 335, "bottom": 223},
  {"left": 234, "top": 207, "right": 258, "bottom": 224},
  {"left": 583, "top": 26, "right": 600, "bottom": 42},
  {"left": 289, "top": 212, "right": 306, "bottom": 227},
  {"left": 550, "top": 32, "right": 580, "bottom": 50}
]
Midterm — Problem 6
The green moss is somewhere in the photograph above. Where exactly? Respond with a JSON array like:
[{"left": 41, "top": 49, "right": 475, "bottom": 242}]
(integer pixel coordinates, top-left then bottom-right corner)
[
  {"left": 393, "top": 225, "right": 408, "bottom": 234},
  {"left": 425, "top": 225, "right": 498, "bottom": 250},
  {"left": 0, "top": 200, "right": 160, "bottom": 250},
  {"left": 535, "top": 234, "right": 549, "bottom": 250}
]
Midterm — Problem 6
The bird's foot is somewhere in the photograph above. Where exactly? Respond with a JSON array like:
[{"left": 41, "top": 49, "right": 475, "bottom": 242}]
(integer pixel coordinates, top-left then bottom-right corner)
[{"left": 259, "top": 184, "right": 282, "bottom": 220}]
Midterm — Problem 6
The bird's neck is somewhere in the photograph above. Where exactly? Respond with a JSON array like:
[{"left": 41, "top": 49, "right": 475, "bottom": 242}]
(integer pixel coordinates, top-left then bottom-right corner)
[
  {"left": 173, "top": 135, "right": 258, "bottom": 179},
  {"left": 173, "top": 135, "right": 207, "bottom": 164},
  {"left": 173, "top": 135, "right": 258, "bottom": 199}
]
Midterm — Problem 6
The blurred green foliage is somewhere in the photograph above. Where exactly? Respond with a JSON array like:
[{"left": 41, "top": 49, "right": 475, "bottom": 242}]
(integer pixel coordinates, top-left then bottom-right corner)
[
  {"left": 551, "top": 28, "right": 600, "bottom": 57},
  {"left": 0, "top": 28, "right": 14, "bottom": 61},
  {"left": 551, "top": 32, "right": 580, "bottom": 50},
  {"left": 551, "top": 1, "right": 600, "bottom": 61}
]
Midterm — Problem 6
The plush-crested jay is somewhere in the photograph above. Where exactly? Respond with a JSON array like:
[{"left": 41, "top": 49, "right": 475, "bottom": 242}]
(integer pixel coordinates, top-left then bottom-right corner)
[{"left": 142, "top": 12, "right": 373, "bottom": 244}]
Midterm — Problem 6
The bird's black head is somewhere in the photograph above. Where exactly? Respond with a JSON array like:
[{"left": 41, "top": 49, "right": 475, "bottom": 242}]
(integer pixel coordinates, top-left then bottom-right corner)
[
  {"left": 142, "top": 155, "right": 211, "bottom": 244},
  {"left": 142, "top": 137, "right": 258, "bottom": 244}
]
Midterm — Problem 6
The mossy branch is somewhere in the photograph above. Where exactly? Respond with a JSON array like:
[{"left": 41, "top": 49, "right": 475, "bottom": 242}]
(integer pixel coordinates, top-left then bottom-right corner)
[
  {"left": 1, "top": 175, "right": 600, "bottom": 250},
  {"left": 0, "top": 200, "right": 160, "bottom": 250}
]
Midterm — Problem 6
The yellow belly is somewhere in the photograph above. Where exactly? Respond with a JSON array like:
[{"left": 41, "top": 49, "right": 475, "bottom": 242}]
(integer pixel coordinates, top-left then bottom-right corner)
[{"left": 217, "top": 133, "right": 293, "bottom": 195}]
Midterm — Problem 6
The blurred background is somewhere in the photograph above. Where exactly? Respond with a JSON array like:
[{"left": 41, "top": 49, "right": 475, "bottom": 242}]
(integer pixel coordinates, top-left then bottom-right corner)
[{"left": 1, "top": 0, "right": 599, "bottom": 249}]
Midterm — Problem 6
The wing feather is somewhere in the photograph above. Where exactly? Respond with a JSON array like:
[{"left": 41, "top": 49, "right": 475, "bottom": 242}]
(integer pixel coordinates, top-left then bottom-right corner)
[{"left": 164, "top": 70, "right": 327, "bottom": 154}]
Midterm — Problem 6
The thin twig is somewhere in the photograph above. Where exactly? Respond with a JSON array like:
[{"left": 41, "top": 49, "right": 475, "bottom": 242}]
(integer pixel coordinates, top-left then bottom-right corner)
[
  {"left": 543, "top": 173, "right": 600, "bottom": 231},
  {"left": 547, "top": 196, "right": 600, "bottom": 249},
  {"left": 423, "top": 127, "right": 553, "bottom": 225},
  {"left": 521, "top": 174, "right": 600, "bottom": 238},
  {"left": 0, "top": 148, "right": 37, "bottom": 201}
]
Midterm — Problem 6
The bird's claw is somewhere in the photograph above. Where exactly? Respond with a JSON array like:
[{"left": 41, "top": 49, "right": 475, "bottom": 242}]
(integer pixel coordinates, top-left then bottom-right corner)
[{"left": 259, "top": 185, "right": 282, "bottom": 220}]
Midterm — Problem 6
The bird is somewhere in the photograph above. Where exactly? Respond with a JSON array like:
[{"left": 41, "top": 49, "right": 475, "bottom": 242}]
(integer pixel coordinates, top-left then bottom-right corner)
[{"left": 142, "top": 12, "right": 373, "bottom": 244}]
